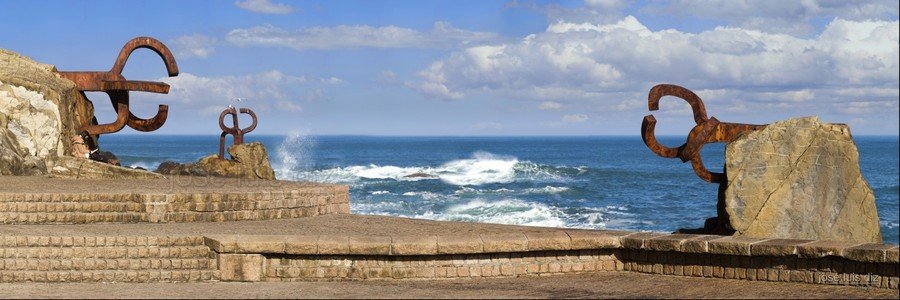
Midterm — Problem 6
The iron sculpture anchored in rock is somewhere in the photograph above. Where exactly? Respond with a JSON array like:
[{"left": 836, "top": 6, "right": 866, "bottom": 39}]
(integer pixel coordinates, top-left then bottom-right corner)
[
  {"left": 640, "top": 84, "right": 882, "bottom": 243},
  {"left": 155, "top": 105, "right": 275, "bottom": 180},
  {"left": 1, "top": 37, "right": 176, "bottom": 178}
]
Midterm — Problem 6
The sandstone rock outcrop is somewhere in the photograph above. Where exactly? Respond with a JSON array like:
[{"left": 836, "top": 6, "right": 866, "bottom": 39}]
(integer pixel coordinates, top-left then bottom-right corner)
[
  {"left": 155, "top": 142, "right": 276, "bottom": 180},
  {"left": 0, "top": 49, "right": 90, "bottom": 175},
  {"left": 49, "top": 156, "right": 164, "bottom": 179},
  {"left": 1, "top": 48, "right": 162, "bottom": 178},
  {"left": 723, "top": 116, "right": 881, "bottom": 243}
]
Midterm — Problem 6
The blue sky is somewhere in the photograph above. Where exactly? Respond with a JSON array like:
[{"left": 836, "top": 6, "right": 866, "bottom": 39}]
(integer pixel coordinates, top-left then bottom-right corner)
[{"left": 1, "top": 0, "right": 897, "bottom": 135}]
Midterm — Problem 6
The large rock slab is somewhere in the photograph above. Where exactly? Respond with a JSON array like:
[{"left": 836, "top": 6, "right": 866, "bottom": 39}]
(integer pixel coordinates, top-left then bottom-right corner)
[
  {"left": 49, "top": 156, "right": 164, "bottom": 179},
  {"left": 723, "top": 116, "right": 881, "bottom": 243},
  {"left": 0, "top": 49, "right": 87, "bottom": 175},
  {"left": 155, "top": 142, "right": 276, "bottom": 180}
]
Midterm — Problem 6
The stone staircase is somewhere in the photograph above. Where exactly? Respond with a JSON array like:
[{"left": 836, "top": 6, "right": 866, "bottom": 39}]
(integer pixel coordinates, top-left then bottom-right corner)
[
  {"left": 0, "top": 193, "right": 147, "bottom": 224},
  {"left": 0, "top": 236, "right": 219, "bottom": 282},
  {"left": 0, "top": 186, "right": 349, "bottom": 224}
]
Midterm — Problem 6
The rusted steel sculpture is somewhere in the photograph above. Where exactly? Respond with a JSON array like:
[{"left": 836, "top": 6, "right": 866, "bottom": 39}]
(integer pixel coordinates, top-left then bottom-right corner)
[
  {"left": 218, "top": 107, "right": 258, "bottom": 159},
  {"left": 641, "top": 84, "right": 766, "bottom": 183},
  {"left": 54, "top": 36, "right": 179, "bottom": 148}
]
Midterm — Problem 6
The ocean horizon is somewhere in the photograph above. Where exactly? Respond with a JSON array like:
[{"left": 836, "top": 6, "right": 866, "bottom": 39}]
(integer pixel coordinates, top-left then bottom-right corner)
[{"left": 103, "top": 134, "right": 900, "bottom": 244}]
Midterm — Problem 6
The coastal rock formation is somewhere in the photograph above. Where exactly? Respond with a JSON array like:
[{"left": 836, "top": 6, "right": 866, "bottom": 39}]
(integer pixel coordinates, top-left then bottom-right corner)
[
  {"left": 0, "top": 48, "right": 162, "bottom": 178},
  {"left": 723, "top": 116, "right": 881, "bottom": 243},
  {"left": 155, "top": 142, "right": 276, "bottom": 180},
  {"left": 0, "top": 49, "right": 91, "bottom": 175},
  {"left": 49, "top": 156, "right": 164, "bottom": 179}
]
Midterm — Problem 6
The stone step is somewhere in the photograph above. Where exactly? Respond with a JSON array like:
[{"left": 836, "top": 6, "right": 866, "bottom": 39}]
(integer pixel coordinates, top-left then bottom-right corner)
[
  {"left": 0, "top": 236, "right": 205, "bottom": 247},
  {"left": 0, "top": 269, "right": 219, "bottom": 283},
  {"left": 0, "top": 212, "right": 147, "bottom": 223},
  {"left": 0, "top": 246, "right": 214, "bottom": 259},
  {"left": 0, "top": 202, "right": 145, "bottom": 213},
  {"left": 0, "top": 258, "right": 214, "bottom": 271},
  {"left": 0, "top": 193, "right": 142, "bottom": 203}
]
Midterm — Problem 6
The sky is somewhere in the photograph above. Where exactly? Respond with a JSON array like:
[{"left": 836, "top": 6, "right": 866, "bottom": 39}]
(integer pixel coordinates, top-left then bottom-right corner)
[{"left": 1, "top": 0, "right": 898, "bottom": 136}]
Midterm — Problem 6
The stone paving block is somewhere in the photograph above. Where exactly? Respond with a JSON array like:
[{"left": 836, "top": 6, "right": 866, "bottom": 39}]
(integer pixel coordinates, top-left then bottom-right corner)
[
  {"left": 349, "top": 236, "right": 391, "bottom": 255},
  {"left": 437, "top": 235, "right": 483, "bottom": 254},
  {"left": 481, "top": 233, "right": 527, "bottom": 253},
  {"left": 525, "top": 231, "right": 571, "bottom": 251},
  {"left": 845, "top": 243, "right": 893, "bottom": 263},
  {"left": 751, "top": 239, "right": 815, "bottom": 257},
  {"left": 883, "top": 246, "right": 899, "bottom": 264},
  {"left": 565, "top": 230, "right": 624, "bottom": 249},
  {"left": 391, "top": 235, "right": 438, "bottom": 255},
  {"left": 681, "top": 235, "right": 724, "bottom": 253},
  {"left": 203, "top": 235, "right": 238, "bottom": 252},
  {"left": 707, "top": 236, "right": 767, "bottom": 256},
  {"left": 796, "top": 240, "right": 860, "bottom": 259},
  {"left": 317, "top": 236, "right": 350, "bottom": 254},
  {"left": 217, "top": 254, "right": 264, "bottom": 282},
  {"left": 620, "top": 232, "right": 667, "bottom": 250},
  {"left": 646, "top": 234, "right": 702, "bottom": 252}
]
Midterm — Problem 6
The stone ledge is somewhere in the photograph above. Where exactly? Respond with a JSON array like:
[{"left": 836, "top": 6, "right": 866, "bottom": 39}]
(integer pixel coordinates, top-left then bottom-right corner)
[{"left": 203, "top": 233, "right": 898, "bottom": 264}]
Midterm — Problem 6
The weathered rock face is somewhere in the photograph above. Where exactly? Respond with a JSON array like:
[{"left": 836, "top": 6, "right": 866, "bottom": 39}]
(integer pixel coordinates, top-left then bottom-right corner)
[
  {"left": 155, "top": 142, "right": 276, "bottom": 180},
  {"left": 49, "top": 156, "right": 164, "bottom": 179},
  {"left": 0, "top": 49, "right": 96, "bottom": 175},
  {"left": 723, "top": 116, "right": 881, "bottom": 243}
]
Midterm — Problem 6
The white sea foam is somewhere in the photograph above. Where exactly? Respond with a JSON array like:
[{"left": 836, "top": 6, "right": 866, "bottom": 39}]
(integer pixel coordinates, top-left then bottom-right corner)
[
  {"left": 521, "top": 186, "right": 570, "bottom": 194},
  {"left": 401, "top": 191, "right": 443, "bottom": 200},
  {"left": 128, "top": 161, "right": 157, "bottom": 170},
  {"left": 370, "top": 190, "right": 392, "bottom": 195},
  {"left": 413, "top": 198, "right": 569, "bottom": 228},
  {"left": 279, "top": 151, "right": 574, "bottom": 186},
  {"left": 274, "top": 130, "right": 315, "bottom": 179}
]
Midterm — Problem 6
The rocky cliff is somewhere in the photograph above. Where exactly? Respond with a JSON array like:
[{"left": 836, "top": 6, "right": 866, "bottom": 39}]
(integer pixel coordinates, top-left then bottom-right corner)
[{"left": 722, "top": 117, "right": 882, "bottom": 243}]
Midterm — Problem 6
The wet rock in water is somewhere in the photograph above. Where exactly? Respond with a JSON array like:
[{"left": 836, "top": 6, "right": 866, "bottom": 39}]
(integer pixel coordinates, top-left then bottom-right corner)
[
  {"left": 155, "top": 142, "right": 276, "bottom": 180},
  {"left": 89, "top": 150, "right": 120, "bottom": 166},
  {"left": 155, "top": 160, "right": 208, "bottom": 177},
  {"left": 404, "top": 172, "right": 436, "bottom": 178},
  {"left": 722, "top": 116, "right": 882, "bottom": 243}
]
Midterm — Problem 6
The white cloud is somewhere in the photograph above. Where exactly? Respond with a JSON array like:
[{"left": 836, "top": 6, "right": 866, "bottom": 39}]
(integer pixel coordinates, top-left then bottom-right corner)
[
  {"left": 838, "top": 101, "right": 898, "bottom": 115},
  {"left": 235, "top": 0, "right": 293, "bottom": 14},
  {"left": 320, "top": 77, "right": 344, "bottom": 84},
  {"left": 135, "top": 70, "right": 340, "bottom": 115},
  {"left": 562, "top": 114, "right": 589, "bottom": 122},
  {"left": 276, "top": 100, "right": 303, "bottom": 112},
  {"left": 226, "top": 22, "right": 499, "bottom": 50},
  {"left": 377, "top": 70, "right": 398, "bottom": 85},
  {"left": 538, "top": 101, "right": 562, "bottom": 110},
  {"left": 169, "top": 34, "right": 217, "bottom": 59},
  {"left": 411, "top": 16, "right": 899, "bottom": 124},
  {"left": 645, "top": 0, "right": 898, "bottom": 36}
]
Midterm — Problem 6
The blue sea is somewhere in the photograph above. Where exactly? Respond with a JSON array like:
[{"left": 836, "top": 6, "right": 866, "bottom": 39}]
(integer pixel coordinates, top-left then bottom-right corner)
[{"left": 103, "top": 134, "right": 900, "bottom": 244}]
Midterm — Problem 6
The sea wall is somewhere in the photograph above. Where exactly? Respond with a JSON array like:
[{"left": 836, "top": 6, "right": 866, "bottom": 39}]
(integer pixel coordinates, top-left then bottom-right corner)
[{"left": 205, "top": 231, "right": 899, "bottom": 289}]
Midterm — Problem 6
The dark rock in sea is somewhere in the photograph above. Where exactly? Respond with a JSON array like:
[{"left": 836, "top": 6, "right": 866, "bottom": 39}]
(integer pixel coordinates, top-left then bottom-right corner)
[
  {"left": 155, "top": 161, "right": 208, "bottom": 177},
  {"left": 89, "top": 150, "right": 120, "bottom": 166},
  {"left": 403, "top": 172, "right": 436, "bottom": 178}
]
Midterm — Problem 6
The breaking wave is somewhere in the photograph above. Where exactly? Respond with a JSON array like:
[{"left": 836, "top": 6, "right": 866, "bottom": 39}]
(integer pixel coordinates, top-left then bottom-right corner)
[{"left": 279, "top": 151, "right": 580, "bottom": 186}]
